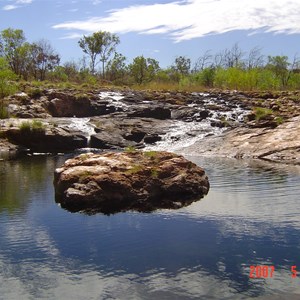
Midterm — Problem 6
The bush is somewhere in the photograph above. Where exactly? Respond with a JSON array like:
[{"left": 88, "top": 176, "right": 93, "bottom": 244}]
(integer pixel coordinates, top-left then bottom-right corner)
[
  {"left": 19, "top": 120, "right": 46, "bottom": 134},
  {"left": 253, "top": 107, "right": 274, "bottom": 121},
  {"left": 0, "top": 102, "right": 9, "bottom": 119}
]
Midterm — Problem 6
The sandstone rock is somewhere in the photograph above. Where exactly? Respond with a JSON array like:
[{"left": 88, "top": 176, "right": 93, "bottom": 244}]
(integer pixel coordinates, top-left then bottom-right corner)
[
  {"left": 54, "top": 151, "right": 209, "bottom": 214},
  {"left": 182, "top": 116, "right": 300, "bottom": 164}
]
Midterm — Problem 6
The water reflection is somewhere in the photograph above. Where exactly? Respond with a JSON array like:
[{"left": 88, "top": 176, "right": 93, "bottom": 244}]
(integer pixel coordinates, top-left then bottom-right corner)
[
  {"left": 0, "top": 155, "right": 64, "bottom": 214},
  {"left": 0, "top": 156, "right": 300, "bottom": 299}
]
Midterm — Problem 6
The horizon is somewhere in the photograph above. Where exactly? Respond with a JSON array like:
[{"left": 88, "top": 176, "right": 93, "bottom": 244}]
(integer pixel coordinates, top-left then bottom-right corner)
[{"left": 1, "top": 0, "right": 300, "bottom": 69}]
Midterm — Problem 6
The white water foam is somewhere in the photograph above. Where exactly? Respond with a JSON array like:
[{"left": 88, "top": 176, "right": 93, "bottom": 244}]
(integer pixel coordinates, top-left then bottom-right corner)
[
  {"left": 68, "top": 117, "right": 96, "bottom": 146},
  {"left": 145, "top": 93, "right": 250, "bottom": 152},
  {"left": 99, "top": 91, "right": 128, "bottom": 110},
  {"left": 145, "top": 120, "right": 225, "bottom": 152}
]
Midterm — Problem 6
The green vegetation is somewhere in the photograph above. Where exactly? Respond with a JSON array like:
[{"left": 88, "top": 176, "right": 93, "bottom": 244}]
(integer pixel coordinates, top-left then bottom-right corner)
[
  {"left": 143, "top": 151, "right": 158, "bottom": 159},
  {"left": 253, "top": 107, "right": 274, "bottom": 121},
  {"left": 124, "top": 145, "right": 137, "bottom": 153},
  {"left": 78, "top": 31, "right": 120, "bottom": 76},
  {"left": 19, "top": 120, "right": 46, "bottom": 134},
  {"left": 1, "top": 28, "right": 300, "bottom": 91},
  {"left": 125, "top": 164, "right": 143, "bottom": 175},
  {"left": 0, "top": 57, "right": 17, "bottom": 118},
  {"left": 150, "top": 168, "right": 159, "bottom": 178}
]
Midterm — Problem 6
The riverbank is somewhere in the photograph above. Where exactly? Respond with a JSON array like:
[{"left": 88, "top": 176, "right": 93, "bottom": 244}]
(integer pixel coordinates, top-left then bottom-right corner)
[{"left": 1, "top": 88, "right": 299, "bottom": 164}]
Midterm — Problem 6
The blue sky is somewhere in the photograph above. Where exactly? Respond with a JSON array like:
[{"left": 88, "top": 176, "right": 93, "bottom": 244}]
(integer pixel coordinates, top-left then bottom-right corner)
[{"left": 1, "top": 0, "right": 300, "bottom": 68}]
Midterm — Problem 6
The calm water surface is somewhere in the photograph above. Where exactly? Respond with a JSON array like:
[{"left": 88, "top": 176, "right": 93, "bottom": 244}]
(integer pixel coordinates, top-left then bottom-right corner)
[{"left": 0, "top": 155, "right": 300, "bottom": 299}]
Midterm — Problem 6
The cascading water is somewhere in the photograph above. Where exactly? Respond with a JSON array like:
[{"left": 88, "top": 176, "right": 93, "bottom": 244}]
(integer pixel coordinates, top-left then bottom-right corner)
[
  {"left": 67, "top": 117, "right": 96, "bottom": 147},
  {"left": 145, "top": 94, "right": 250, "bottom": 152},
  {"left": 99, "top": 91, "right": 128, "bottom": 110}
]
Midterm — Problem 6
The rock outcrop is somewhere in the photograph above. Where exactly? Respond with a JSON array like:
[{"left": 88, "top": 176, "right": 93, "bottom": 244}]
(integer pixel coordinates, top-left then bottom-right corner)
[
  {"left": 1, "top": 88, "right": 300, "bottom": 164},
  {"left": 182, "top": 116, "right": 300, "bottom": 164},
  {"left": 54, "top": 151, "right": 210, "bottom": 214}
]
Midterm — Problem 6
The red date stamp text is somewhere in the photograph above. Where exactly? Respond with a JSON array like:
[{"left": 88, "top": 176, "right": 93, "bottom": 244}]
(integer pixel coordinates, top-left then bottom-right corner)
[{"left": 249, "top": 265, "right": 297, "bottom": 278}]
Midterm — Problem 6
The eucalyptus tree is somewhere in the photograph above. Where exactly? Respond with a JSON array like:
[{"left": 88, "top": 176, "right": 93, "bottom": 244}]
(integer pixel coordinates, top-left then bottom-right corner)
[
  {"left": 0, "top": 28, "right": 28, "bottom": 76},
  {"left": 129, "top": 56, "right": 160, "bottom": 84},
  {"left": 173, "top": 56, "right": 191, "bottom": 75},
  {"left": 30, "top": 39, "right": 60, "bottom": 80},
  {"left": 78, "top": 31, "right": 120, "bottom": 77},
  {"left": 0, "top": 57, "right": 17, "bottom": 118},
  {"left": 106, "top": 52, "right": 127, "bottom": 82}
]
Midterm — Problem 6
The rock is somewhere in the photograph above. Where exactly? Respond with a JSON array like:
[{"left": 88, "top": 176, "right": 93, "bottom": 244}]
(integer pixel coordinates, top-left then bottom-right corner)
[
  {"left": 128, "top": 106, "right": 171, "bottom": 119},
  {"left": 182, "top": 116, "right": 300, "bottom": 164},
  {"left": 90, "top": 132, "right": 137, "bottom": 149},
  {"left": 5, "top": 123, "right": 87, "bottom": 152},
  {"left": 7, "top": 128, "right": 87, "bottom": 152},
  {"left": 54, "top": 151, "right": 209, "bottom": 214},
  {"left": 47, "top": 96, "right": 92, "bottom": 117}
]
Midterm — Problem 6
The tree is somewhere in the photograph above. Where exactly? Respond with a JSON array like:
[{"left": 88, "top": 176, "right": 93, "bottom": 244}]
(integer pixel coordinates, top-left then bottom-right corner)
[
  {"left": 78, "top": 31, "right": 120, "bottom": 76},
  {"left": 223, "top": 43, "right": 244, "bottom": 68},
  {"left": 193, "top": 50, "right": 213, "bottom": 72},
  {"left": 266, "top": 55, "right": 294, "bottom": 88},
  {"left": 129, "top": 56, "right": 160, "bottom": 84},
  {"left": 172, "top": 56, "right": 191, "bottom": 75},
  {"left": 106, "top": 52, "right": 127, "bottom": 82},
  {"left": 0, "top": 57, "right": 17, "bottom": 118},
  {"left": 0, "top": 28, "right": 27, "bottom": 76},
  {"left": 30, "top": 39, "right": 60, "bottom": 80},
  {"left": 246, "top": 46, "right": 265, "bottom": 70}
]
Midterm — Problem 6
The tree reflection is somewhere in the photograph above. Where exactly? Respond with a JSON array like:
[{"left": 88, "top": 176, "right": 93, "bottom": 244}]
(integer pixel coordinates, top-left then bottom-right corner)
[{"left": 0, "top": 156, "right": 64, "bottom": 214}]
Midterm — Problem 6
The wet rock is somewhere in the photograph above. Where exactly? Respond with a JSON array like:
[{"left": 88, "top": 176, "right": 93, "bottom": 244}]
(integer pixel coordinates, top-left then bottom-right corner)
[
  {"left": 90, "top": 132, "right": 137, "bottom": 149},
  {"left": 6, "top": 127, "right": 87, "bottom": 152},
  {"left": 128, "top": 106, "right": 171, "bottom": 119},
  {"left": 54, "top": 151, "right": 210, "bottom": 214}
]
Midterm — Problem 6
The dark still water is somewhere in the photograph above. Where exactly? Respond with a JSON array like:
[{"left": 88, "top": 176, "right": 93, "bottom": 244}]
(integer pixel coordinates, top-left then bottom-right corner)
[{"left": 0, "top": 155, "right": 300, "bottom": 300}]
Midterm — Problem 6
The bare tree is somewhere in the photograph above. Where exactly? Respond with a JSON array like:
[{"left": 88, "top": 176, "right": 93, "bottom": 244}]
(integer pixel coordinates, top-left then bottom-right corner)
[
  {"left": 246, "top": 46, "right": 265, "bottom": 69},
  {"left": 193, "top": 50, "right": 213, "bottom": 72},
  {"left": 213, "top": 51, "right": 225, "bottom": 68},
  {"left": 223, "top": 43, "right": 244, "bottom": 68}
]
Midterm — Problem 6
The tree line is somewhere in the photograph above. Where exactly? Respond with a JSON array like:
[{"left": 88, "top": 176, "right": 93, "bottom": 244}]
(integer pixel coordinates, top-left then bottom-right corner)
[{"left": 1, "top": 27, "right": 300, "bottom": 90}]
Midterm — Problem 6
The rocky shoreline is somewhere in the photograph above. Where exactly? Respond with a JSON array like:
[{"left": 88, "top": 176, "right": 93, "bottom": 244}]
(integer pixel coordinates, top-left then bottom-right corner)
[{"left": 1, "top": 88, "right": 299, "bottom": 164}]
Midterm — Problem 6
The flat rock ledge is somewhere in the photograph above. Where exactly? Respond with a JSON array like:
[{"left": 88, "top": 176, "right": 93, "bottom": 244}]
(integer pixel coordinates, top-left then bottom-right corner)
[{"left": 54, "top": 151, "right": 209, "bottom": 214}]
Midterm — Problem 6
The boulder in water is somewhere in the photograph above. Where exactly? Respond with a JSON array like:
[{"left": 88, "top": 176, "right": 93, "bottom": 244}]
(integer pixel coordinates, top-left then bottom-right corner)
[{"left": 54, "top": 151, "right": 209, "bottom": 214}]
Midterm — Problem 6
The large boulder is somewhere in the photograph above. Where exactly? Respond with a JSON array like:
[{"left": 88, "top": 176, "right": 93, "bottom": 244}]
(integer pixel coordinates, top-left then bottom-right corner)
[{"left": 54, "top": 151, "right": 209, "bottom": 214}]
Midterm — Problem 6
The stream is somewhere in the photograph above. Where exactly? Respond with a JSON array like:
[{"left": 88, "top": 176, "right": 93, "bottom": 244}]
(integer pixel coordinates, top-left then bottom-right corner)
[
  {"left": 0, "top": 92, "right": 299, "bottom": 299},
  {"left": 0, "top": 155, "right": 300, "bottom": 299}
]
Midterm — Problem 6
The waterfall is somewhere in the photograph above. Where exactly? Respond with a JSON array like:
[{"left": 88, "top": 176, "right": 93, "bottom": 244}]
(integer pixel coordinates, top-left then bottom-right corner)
[{"left": 68, "top": 117, "right": 96, "bottom": 147}]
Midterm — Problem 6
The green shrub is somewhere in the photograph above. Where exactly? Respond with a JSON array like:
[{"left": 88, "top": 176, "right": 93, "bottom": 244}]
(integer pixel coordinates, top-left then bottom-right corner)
[
  {"left": 0, "top": 103, "right": 9, "bottom": 119},
  {"left": 253, "top": 107, "right": 274, "bottom": 121},
  {"left": 19, "top": 120, "right": 46, "bottom": 134},
  {"left": 19, "top": 121, "right": 32, "bottom": 132},
  {"left": 124, "top": 145, "right": 137, "bottom": 153},
  {"left": 27, "top": 88, "right": 43, "bottom": 99}
]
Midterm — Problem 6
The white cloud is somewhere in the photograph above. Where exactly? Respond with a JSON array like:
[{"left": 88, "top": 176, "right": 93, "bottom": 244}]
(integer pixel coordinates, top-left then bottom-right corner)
[
  {"left": 3, "top": 4, "right": 18, "bottom": 10},
  {"left": 2, "top": 0, "right": 33, "bottom": 10},
  {"left": 59, "top": 32, "right": 84, "bottom": 40},
  {"left": 53, "top": 0, "right": 300, "bottom": 41}
]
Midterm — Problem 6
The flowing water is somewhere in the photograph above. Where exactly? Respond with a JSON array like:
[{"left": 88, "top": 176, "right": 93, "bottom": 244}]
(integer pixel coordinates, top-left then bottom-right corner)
[{"left": 0, "top": 155, "right": 300, "bottom": 299}]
